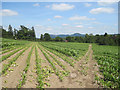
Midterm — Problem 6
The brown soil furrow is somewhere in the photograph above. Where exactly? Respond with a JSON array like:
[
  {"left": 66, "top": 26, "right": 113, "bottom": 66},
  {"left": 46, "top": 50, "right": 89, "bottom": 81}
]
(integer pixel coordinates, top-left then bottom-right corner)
[
  {"left": 0, "top": 47, "right": 21, "bottom": 58},
  {"left": 58, "top": 46, "right": 91, "bottom": 88},
  {"left": 2, "top": 46, "right": 32, "bottom": 88},
  {"left": 36, "top": 45, "right": 65, "bottom": 88},
  {"left": 38, "top": 44, "right": 91, "bottom": 88},
  {"left": 42, "top": 49, "right": 64, "bottom": 71},
  {"left": 22, "top": 48, "right": 38, "bottom": 88},
  {"left": 36, "top": 46, "right": 51, "bottom": 67},
  {"left": 1, "top": 48, "right": 25, "bottom": 66},
  {"left": 1, "top": 43, "right": 99, "bottom": 88},
  {"left": 43, "top": 48, "right": 74, "bottom": 72},
  {"left": 39, "top": 45, "right": 75, "bottom": 71}
]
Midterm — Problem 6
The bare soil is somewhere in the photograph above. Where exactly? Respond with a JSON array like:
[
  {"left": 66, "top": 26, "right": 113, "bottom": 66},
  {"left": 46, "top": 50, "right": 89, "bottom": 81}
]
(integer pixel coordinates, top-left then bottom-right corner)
[
  {"left": 37, "top": 46, "right": 64, "bottom": 88},
  {"left": 1, "top": 44, "right": 100, "bottom": 88},
  {"left": 22, "top": 48, "right": 38, "bottom": 88},
  {"left": 0, "top": 47, "right": 22, "bottom": 58},
  {"left": 63, "top": 44, "right": 99, "bottom": 88},
  {"left": 2, "top": 46, "right": 32, "bottom": 88},
  {"left": 41, "top": 48, "right": 64, "bottom": 71},
  {"left": 42, "top": 47, "right": 75, "bottom": 72},
  {"left": 1, "top": 48, "right": 25, "bottom": 66},
  {"left": 38, "top": 44, "right": 99, "bottom": 88}
]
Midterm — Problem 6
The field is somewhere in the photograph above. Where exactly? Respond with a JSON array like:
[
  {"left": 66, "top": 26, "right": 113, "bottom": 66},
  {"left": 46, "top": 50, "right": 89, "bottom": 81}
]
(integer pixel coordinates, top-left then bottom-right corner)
[{"left": 0, "top": 38, "right": 119, "bottom": 88}]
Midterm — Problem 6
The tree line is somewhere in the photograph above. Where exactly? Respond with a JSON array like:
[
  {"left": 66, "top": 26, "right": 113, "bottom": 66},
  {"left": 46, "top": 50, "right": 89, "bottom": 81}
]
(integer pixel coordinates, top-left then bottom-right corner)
[
  {"left": 0, "top": 25, "right": 119, "bottom": 46},
  {"left": 40, "top": 33, "right": 120, "bottom": 46},
  {"left": 0, "top": 25, "right": 36, "bottom": 40}
]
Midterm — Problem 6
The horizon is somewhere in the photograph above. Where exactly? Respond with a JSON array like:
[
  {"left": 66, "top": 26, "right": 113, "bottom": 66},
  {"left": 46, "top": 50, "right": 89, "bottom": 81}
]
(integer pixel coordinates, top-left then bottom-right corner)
[
  {"left": 1, "top": 2, "right": 118, "bottom": 38},
  {"left": 2, "top": 24, "right": 118, "bottom": 36}
]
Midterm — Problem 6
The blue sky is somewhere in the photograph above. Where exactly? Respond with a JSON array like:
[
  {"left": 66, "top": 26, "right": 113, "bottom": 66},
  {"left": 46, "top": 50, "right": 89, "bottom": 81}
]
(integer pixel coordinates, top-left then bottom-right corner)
[{"left": 1, "top": 2, "right": 118, "bottom": 38}]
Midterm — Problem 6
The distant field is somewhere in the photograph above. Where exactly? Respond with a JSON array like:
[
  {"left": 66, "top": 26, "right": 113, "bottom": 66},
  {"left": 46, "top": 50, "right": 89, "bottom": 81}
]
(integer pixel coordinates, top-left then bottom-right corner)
[{"left": 0, "top": 38, "right": 119, "bottom": 88}]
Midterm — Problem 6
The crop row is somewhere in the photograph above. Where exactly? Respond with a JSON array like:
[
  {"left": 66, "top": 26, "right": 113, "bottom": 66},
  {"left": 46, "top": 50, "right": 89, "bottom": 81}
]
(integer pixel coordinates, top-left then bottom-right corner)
[
  {"left": 40, "top": 42, "right": 78, "bottom": 57},
  {"left": 37, "top": 45, "right": 64, "bottom": 81},
  {"left": 17, "top": 46, "right": 34, "bottom": 88},
  {"left": 0, "top": 46, "right": 26, "bottom": 63},
  {"left": 40, "top": 42, "right": 89, "bottom": 60},
  {"left": 1, "top": 46, "right": 30, "bottom": 75},
  {"left": 40, "top": 45, "right": 69, "bottom": 76},
  {"left": 35, "top": 46, "right": 55, "bottom": 88},
  {"left": 1, "top": 38, "right": 31, "bottom": 51},
  {"left": 35, "top": 46, "right": 44, "bottom": 88},
  {"left": 94, "top": 56, "right": 119, "bottom": 88},
  {"left": 39, "top": 44, "right": 75, "bottom": 67},
  {"left": 93, "top": 44, "right": 119, "bottom": 88},
  {"left": 0, "top": 44, "right": 28, "bottom": 55},
  {"left": 0, "top": 46, "right": 18, "bottom": 55}
]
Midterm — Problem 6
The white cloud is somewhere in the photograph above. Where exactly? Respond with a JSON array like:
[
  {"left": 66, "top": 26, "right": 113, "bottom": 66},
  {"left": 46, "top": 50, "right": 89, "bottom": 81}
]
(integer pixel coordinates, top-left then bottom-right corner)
[
  {"left": 51, "top": 3, "right": 74, "bottom": 11},
  {"left": 0, "top": 9, "right": 18, "bottom": 16},
  {"left": 84, "top": 3, "right": 92, "bottom": 7},
  {"left": 98, "top": 0, "right": 118, "bottom": 6},
  {"left": 89, "top": 7, "right": 114, "bottom": 14},
  {"left": 62, "top": 24, "right": 69, "bottom": 26},
  {"left": 75, "top": 25, "right": 83, "bottom": 28},
  {"left": 69, "top": 16, "right": 96, "bottom": 21},
  {"left": 88, "top": 27, "right": 94, "bottom": 29},
  {"left": 54, "top": 15, "right": 62, "bottom": 18},
  {"left": 33, "top": 3, "right": 40, "bottom": 7}
]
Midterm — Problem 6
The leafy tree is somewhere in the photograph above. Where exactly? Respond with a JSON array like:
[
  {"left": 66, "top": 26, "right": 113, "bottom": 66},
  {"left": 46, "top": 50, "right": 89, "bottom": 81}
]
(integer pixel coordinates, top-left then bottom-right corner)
[
  {"left": 17, "top": 25, "right": 36, "bottom": 40},
  {"left": 8, "top": 25, "right": 13, "bottom": 38},
  {"left": 1, "top": 25, "right": 119, "bottom": 46},
  {"left": 31, "top": 27, "right": 36, "bottom": 40},
  {"left": 0, "top": 26, "right": 8, "bottom": 38},
  {"left": 104, "top": 32, "right": 108, "bottom": 37},
  {"left": 40, "top": 34, "right": 44, "bottom": 41},
  {"left": 79, "top": 36, "right": 84, "bottom": 43},
  {"left": 44, "top": 33, "right": 51, "bottom": 41},
  {"left": 85, "top": 34, "right": 90, "bottom": 43},
  {"left": 75, "top": 36, "right": 80, "bottom": 42},
  {"left": 66, "top": 36, "right": 72, "bottom": 42},
  {"left": 55, "top": 36, "right": 63, "bottom": 42},
  {"left": 0, "top": 26, "right": 2, "bottom": 37},
  {"left": 13, "top": 28, "right": 18, "bottom": 39}
]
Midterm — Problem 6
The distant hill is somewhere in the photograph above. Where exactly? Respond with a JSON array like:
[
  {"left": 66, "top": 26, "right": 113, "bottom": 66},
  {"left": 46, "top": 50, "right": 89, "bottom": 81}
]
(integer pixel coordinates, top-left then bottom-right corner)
[{"left": 50, "top": 33, "right": 85, "bottom": 38}]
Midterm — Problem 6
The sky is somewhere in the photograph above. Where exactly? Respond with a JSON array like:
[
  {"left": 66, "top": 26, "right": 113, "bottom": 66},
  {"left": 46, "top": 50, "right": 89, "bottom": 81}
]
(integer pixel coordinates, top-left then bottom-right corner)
[{"left": 1, "top": 1, "right": 118, "bottom": 38}]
